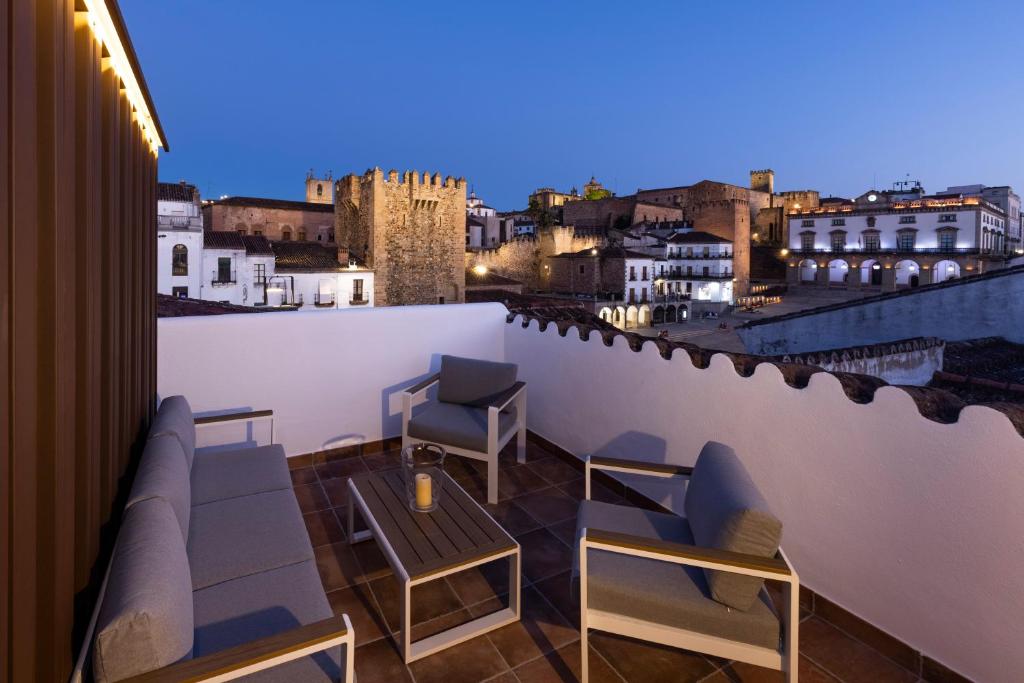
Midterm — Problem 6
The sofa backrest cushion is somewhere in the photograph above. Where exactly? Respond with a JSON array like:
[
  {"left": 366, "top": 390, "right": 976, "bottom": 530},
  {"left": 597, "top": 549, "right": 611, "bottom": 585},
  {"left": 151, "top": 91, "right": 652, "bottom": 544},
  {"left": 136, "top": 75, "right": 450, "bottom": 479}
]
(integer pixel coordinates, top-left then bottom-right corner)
[
  {"left": 127, "top": 434, "right": 191, "bottom": 540},
  {"left": 150, "top": 395, "right": 196, "bottom": 468},
  {"left": 93, "top": 498, "right": 194, "bottom": 682},
  {"left": 437, "top": 355, "right": 518, "bottom": 407},
  {"left": 684, "top": 442, "right": 783, "bottom": 611}
]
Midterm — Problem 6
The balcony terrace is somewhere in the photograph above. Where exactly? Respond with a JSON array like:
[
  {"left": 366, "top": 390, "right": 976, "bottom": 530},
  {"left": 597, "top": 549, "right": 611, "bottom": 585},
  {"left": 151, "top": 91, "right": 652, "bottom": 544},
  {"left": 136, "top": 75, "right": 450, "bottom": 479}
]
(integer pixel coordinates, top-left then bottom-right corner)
[{"left": 154, "top": 304, "right": 1024, "bottom": 683}]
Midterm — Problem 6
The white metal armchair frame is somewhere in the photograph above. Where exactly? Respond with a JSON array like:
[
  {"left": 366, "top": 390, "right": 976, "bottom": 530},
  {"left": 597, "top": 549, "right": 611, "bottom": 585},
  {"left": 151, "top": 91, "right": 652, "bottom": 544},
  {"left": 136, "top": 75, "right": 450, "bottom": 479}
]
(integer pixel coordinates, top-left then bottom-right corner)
[
  {"left": 578, "top": 455, "right": 799, "bottom": 683},
  {"left": 401, "top": 373, "right": 527, "bottom": 504}
]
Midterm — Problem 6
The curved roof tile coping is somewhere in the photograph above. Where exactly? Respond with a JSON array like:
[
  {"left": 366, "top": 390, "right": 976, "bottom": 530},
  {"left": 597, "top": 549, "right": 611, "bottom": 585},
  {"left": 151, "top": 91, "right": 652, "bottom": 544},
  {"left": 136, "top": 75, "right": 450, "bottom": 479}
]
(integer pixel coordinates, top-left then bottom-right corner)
[{"left": 506, "top": 312, "right": 1024, "bottom": 437}]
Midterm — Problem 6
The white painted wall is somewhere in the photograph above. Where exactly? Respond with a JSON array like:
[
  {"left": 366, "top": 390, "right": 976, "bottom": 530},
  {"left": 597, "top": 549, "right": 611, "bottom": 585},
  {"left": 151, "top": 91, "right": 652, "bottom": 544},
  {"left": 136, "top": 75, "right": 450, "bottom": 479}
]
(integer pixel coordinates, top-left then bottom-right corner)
[
  {"left": 157, "top": 303, "right": 508, "bottom": 456},
  {"left": 286, "top": 270, "right": 374, "bottom": 310},
  {"left": 504, "top": 319, "right": 1024, "bottom": 683},
  {"left": 156, "top": 229, "right": 203, "bottom": 297}
]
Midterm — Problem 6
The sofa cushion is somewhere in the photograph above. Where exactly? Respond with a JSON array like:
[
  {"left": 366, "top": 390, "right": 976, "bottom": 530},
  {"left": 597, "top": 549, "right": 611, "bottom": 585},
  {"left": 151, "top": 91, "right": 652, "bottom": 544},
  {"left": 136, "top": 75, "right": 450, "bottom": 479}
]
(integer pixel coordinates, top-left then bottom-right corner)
[
  {"left": 407, "top": 401, "right": 518, "bottom": 453},
  {"left": 684, "top": 442, "right": 782, "bottom": 611},
  {"left": 93, "top": 498, "right": 194, "bottom": 682},
  {"left": 436, "top": 355, "right": 517, "bottom": 407},
  {"left": 188, "top": 489, "right": 314, "bottom": 590},
  {"left": 190, "top": 443, "right": 292, "bottom": 506},
  {"left": 192, "top": 560, "right": 343, "bottom": 682},
  {"left": 150, "top": 395, "right": 197, "bottom": 468},
  {"left": 126, "top": 434, "right": 191, "bottom": 540}
]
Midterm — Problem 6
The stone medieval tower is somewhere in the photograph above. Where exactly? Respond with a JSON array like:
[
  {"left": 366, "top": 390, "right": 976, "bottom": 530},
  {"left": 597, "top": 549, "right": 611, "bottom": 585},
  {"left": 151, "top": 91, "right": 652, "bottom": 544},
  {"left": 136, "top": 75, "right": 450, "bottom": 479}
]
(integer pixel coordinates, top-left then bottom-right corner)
[
  {"left": 305, "top": 170, "right": 334, "bottom": 204},
  {"left": 335, "top": 168, "right": 466, "bottom": 306}
]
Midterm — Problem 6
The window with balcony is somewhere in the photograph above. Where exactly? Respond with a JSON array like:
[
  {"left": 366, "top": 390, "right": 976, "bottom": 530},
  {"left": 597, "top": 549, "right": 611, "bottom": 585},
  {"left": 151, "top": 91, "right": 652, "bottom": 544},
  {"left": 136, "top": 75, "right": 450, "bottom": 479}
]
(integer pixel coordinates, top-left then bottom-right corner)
[
  {"left": 629, "top": 266, "right": 636, "bottom": 281},
  {"left": 172, "top": 244, "right": 188, "bottom": 276},
  {"left": 830, "top": 231, "right": 846, "bottom": 252},
  {"left": 702, "top": 266, "right": 709, "bottom": 276},
  {"left": 897, "top": 231, "right": 916, "bottom": 251},
  {"left": 938, "top": 231, "right": 957, "bottom": 252},
  {"left": 217, "top": 257, "right": 232, "bottom": 283},
  {"left": 352, "top": 279, "right": 366, "bottom": 304},
  {"left": 800, "top": 233, "right": 815, "bottom": 252},
  {"left": 863, "top": 233, "right": 880, "bottom": 252},
  {"left": 899, "top": 215, "right": 917, "bottom": 224},
  {"left": 642, "top": 266, "right": 648, "bottom": 280}
]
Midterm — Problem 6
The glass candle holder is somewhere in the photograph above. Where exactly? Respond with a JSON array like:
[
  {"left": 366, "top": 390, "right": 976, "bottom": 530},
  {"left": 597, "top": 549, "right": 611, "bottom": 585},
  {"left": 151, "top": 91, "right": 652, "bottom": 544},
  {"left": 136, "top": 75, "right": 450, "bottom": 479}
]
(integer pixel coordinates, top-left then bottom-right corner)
[{"left": 402, "top": 443, "right": 446, "bottom": 512}]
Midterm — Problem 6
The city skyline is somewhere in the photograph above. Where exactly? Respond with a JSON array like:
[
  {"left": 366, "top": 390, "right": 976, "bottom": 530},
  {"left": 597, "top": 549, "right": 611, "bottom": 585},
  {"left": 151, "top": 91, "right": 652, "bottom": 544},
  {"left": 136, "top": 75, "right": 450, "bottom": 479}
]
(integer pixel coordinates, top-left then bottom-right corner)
[{"left": 123, "top": 0, "right": 1024, "bottom": 208}]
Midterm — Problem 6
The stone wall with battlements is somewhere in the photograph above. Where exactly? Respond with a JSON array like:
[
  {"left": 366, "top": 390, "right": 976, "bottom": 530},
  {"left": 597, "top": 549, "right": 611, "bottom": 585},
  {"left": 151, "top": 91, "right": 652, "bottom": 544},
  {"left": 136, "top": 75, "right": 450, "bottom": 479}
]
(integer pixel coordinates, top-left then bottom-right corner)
[
  {"left": 465, "top": 226, "right": 602, "bottom": 289},
  {"left": 336, "top": 168, "right": 466, "bottom": 306}
]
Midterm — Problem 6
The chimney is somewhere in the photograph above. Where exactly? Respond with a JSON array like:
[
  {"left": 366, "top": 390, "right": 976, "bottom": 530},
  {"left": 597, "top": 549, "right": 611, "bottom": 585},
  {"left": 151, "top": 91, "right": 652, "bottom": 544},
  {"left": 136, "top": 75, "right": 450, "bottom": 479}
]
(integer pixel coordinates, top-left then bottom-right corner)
[{"left": 336, "top": 246, "right": 350, "bottom": 267}]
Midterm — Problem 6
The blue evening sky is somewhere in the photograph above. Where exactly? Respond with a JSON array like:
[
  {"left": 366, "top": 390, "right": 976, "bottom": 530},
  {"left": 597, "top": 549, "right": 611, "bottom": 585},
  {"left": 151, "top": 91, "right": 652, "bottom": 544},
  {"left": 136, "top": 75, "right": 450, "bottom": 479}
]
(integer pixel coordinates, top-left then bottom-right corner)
[{"left": 123, "top": 1, "right": 1024, "bottom": 210}]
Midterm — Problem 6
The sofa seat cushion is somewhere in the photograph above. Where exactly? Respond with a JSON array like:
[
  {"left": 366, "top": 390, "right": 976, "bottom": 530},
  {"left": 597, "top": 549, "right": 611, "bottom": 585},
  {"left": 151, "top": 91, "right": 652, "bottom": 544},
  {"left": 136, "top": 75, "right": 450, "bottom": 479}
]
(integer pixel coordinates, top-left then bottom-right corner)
[
  {"left": 151, "top": 395, "right": 197, "bottom": 467},
  {"left": 437, "top": 355, "right": 518, "bottom": 406},
  {"left": 684, "top": 442, "right": 783, "bottom": 610},
  {"left": 190, "top": 444, "right": 291, "bottom": 506},
  {"left": 188, "top": 490, "right": 314, "bottom": 590},
  {"left": 93, "top": 498, "right": 194, "bottom": 682},
  {"left": 127, "top": 434, "right": 191, "bottom": 540},
  {"left": 407, "top": 401, "right": 517, "bottom": 453},
  {"left": 575, "top": 501, "right": 779, "bottom": 650},
  {"left": 193, "top": 560, "right": 343, "bottom": 682}
]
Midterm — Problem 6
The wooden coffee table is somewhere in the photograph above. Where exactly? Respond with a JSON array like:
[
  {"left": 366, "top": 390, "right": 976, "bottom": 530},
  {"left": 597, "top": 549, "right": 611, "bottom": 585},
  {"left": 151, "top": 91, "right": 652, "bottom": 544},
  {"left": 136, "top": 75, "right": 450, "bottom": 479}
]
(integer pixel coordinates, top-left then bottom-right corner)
[{"left": 347, "top": 470, "right": 521, "bottom": 663}]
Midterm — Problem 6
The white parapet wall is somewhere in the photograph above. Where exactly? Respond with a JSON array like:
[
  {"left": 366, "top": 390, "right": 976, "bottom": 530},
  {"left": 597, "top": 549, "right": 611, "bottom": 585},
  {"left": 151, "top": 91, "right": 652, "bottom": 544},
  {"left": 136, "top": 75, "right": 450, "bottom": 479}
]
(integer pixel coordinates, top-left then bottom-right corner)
[
  {"left": 504, "top": 318, "right": 1024, "bottom": 683},
  {"left": 157, "top": 303, "right": 509, "bottom": 457}
]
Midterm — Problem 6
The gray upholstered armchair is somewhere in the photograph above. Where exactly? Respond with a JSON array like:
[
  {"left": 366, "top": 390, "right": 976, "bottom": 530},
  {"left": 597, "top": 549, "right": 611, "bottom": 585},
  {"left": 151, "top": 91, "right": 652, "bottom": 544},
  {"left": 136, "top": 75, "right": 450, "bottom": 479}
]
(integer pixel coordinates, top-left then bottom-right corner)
[
  {"left": 401, "top": 355, "right": 526, "bottom": 505},
  {"left": 575, "top": 442, "right": 799, "bottom": 682}
]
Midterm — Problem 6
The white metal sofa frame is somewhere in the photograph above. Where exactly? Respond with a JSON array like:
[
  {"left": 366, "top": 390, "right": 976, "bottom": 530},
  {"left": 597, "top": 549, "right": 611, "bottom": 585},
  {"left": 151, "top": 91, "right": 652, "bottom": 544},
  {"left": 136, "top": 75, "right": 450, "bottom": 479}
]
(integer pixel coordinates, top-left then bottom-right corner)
[
  {"left": 578, "top": 455, "right": 799, "bottom": 683},
  {"left": 70, "top": 408, "right": 356, "bottom": 683},
  {"left": 401, "top": 374, "right": 527, "bottom": 505}
]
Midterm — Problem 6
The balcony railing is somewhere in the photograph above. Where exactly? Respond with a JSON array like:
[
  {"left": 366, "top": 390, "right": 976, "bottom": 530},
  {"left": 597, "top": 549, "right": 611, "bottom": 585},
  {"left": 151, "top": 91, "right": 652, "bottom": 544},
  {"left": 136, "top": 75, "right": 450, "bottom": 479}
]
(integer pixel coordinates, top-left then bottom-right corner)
[
  {"left": 314, "top": 292, "right": 336, "bottom": 307},
  {"left": 796, "top": 247, "right": 984, "bottom": 256},
  {"left": 661, "top": 272, "right": 733, "bottom": 281},
  {"left": 211, "top": 269, "right": 236, "bottom": 285},
  {"left": 666, "top": 252, "right": 732, "bottom": 260},
  {"left": 349, "top": 296, "right": 369, "bottom": 306}
]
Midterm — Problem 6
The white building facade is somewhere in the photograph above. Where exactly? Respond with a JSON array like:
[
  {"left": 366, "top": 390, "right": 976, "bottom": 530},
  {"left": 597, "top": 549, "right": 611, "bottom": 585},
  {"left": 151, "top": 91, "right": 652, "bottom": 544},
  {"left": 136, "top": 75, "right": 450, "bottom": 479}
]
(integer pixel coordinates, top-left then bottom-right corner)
[
  {"left": 787, "top": 186, "right": 1011, "bottom": 291},
  {"left": 653, "top": 231, "right": 734, "bottom": 320},
  {"left": 157, "top": 182, "right": 204, "bottom": 298},
  {"left": 202, "top": 232, "right": 275, "bottom": 307},
  {"left": 268, "top": 241, "right": 374, "bottom": 310}
]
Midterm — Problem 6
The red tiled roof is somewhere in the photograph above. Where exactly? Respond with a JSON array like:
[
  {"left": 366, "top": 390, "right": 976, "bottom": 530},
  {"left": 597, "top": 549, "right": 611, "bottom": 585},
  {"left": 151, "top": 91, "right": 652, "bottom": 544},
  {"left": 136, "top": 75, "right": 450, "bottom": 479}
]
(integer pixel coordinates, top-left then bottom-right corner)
[
  {"left": 208, "top": 196, "right": 334, "bottom": 213},
  {"left": 157, "top": 294, "right": 284, "bottom": 317},
  {"left": 271, "top": 241, "right": 351, "bottom": 271},
  {"left": 158, "top": 181, "right": 196, "bottom": 202}
]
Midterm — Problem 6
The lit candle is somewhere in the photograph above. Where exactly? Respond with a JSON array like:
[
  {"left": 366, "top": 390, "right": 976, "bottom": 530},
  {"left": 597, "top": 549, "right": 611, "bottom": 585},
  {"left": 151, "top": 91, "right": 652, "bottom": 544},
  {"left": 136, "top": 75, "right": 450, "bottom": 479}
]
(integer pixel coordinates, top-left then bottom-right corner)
[{"left": 415, "top": 473, "right": 433, "bottom": 510}]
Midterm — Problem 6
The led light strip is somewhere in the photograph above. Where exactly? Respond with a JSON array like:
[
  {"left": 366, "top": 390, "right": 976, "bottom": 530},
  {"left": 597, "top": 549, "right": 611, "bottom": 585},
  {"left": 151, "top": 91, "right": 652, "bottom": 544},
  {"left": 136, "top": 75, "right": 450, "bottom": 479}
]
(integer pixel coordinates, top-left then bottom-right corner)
[{"left": 79, "top": 0, "right": 163, "bottom": 155}]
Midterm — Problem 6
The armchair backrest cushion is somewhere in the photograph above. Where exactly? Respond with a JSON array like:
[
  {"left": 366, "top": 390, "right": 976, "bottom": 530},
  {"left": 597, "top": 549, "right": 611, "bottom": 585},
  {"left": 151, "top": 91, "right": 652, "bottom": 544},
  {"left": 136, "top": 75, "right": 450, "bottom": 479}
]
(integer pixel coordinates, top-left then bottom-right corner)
[
  {"left": 437, "top": 355, "right": 518, "bottom": 407},
  {"left": 93, "top": 498, "right": 194, "bottom": 682},
  {"left": 684, "top": 442, "right": 782, "bottom": 611},
  {"left": 126, "top": 434, "right": 191, "bottom": 541},
  {"left": 150, "top": 395, "right": 196, "bottom": 468}
]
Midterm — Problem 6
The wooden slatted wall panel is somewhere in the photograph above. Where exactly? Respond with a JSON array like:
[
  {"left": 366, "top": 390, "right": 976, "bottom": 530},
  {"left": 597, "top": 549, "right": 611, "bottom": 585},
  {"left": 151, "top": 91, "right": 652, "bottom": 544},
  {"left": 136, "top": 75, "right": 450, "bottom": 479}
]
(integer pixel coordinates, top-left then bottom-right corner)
[{"left": 1, "top": 1, "right": 159, "bottom": 680}]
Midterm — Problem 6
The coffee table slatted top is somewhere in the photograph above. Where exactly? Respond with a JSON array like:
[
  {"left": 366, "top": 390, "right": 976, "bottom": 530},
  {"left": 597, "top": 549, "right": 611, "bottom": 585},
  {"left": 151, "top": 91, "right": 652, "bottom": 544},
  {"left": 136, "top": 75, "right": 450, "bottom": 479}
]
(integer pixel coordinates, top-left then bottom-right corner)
[{"left": 349, "top": 470, "right": 517, "bottom": 580}]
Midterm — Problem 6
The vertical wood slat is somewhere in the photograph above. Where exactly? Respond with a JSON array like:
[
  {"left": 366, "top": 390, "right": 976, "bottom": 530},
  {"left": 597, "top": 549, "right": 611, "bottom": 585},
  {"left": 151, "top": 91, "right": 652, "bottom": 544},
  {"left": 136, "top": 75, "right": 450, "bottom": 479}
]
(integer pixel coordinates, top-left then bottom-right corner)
[{"left": 2, "top": 1, "right": 161, "bottom": 680}]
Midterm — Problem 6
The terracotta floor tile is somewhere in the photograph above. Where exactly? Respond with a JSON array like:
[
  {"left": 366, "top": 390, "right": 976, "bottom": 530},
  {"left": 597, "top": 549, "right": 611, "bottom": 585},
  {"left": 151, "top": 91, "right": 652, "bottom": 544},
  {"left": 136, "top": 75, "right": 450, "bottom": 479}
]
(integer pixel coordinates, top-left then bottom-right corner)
[
  {"left": 353, "top": 638, "right": 413, "bottom": 683},
  {"left": 922, "top": 655, "right": 972, "bottom": 683},
  {"left": 484, "top": 499, "right": 543, "bottom": 536},
  {"left": 589, "top": 632, "right": 716, "bottom": 683},
  {"left": 516, "top": 488, "right": 579, "bottom": 527},
  {"left": 547, "top": 519, "right": 579, "bottom": 547},
  {"left": 350, "top": 538, "right": 393, "bottom": 582},
  {"left": 813, "top": 595, "right": 920, "bottom": 673},
  {"left": 368, "top": 574, "right": 464, "bottom": 633},
  {"left": 408, "top": 634, "right": 510, "bottom": 683},
  {"left": 800, "top": 618, "right": 917, "bottom": 683},
  {"left": 500, "top": 440, "right": 552, "bottom": 466},
  {"left": 326, "top": 583, "right": 389, "bottom": 646},
  {"left": 314, "top": 541, "right": 367, "bottom": 591},
  {"left": 558, "top": 478, "right": 624, "bottom": 505},
  {"left": 320, "top": 475, "right": 352, "bottom": 508},
  {"left": 293, "top": 481, "right": 330, "bottom": 513},
  {"left": 446, "top": 454, "right": 488, "bottom": 481},
  {"left": 316, "top": 456, "right": 369, "bottom": 481},
  {"left": 527, "top": 457, "right": 584, "bottom": 486},
  {"left": 516, "top": 528, "right": 574, "bottom": 583},
  {"left": 289, "top": 466, "right": 319, "bottom": 486},
  {"left": 303, "top": 509, "right": 345, "bottom": 547},
  {"left": 719, "top": 656, "right": 839, "bottom": 682},
  {"left": 512, "top": 641, "right": 621, "bottom": 683},
  {"left": 499, "top": 465, "right": 550, "bottom": 499},
  {"left": 363, "top": 449, "right": 402, "bottom": 472},
  {"left": 446, "top": 558, "right": 516, "bottom": 606},
  {"left": 533, "top": 571, "right": 580, "bottom": 629},
  {"left": 483, "top": 673, "right": 519, "bottom": 683},
  {"left": 409, "top": 607, "right": 476, "bottom": 642},
  {"left": 477, "top": 586, "right": 578, "bottom": 668}
]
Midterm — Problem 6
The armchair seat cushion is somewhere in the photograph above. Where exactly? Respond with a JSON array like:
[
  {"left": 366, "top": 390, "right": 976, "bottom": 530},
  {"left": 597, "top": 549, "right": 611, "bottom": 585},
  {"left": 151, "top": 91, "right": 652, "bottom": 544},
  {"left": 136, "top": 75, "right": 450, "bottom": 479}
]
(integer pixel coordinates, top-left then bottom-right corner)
[
  {"left": 575, "top": 501, "right": 779, "bottom": 650},
  {"left": 190, "top": 444, "right": 292, "bottom": 506},
  {"left": 188, "top": 490, "right": 314, "bottom": 590},
  {"left": 407, "top": 401, "right": 518, "bottom": 453},
  {"left": 192, "top": 560, "right": 343, "bottom": 682}
]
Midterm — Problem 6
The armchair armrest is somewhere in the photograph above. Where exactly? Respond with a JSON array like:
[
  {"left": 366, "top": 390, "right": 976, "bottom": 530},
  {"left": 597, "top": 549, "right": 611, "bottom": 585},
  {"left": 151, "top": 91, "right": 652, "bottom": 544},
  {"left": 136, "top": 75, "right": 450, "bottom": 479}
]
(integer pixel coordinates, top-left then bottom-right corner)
[
  {"left": 585, "top": 455, "right": 691, "bottom": 501},
  {"left": 487, "top": 381, "right": 527, "bottom": 413},
  {"left": 193, "top": 409, "right": 273, "bottom": 426},
  {"left": 404, "top": 372, "right": 441, "bottom": 397},
  {"left": 125, "top": 615, "right": 352, "bottom": 682},
  {"left": 582, "top": 527, "right": 792, "bottom": 580}
]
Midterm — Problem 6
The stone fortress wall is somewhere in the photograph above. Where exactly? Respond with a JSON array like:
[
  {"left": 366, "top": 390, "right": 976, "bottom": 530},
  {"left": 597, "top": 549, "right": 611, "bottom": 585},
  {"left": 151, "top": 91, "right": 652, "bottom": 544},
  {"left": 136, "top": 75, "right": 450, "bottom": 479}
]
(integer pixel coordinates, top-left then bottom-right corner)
[
  {"left": 465, "top": 226, "right": 602, "bottom": 289},
  {"left": 336, "top": 168, "right": 466, "bottom": 306}
]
